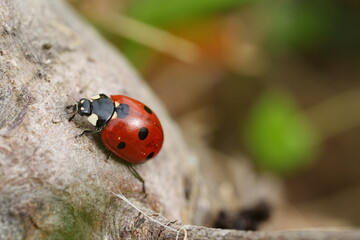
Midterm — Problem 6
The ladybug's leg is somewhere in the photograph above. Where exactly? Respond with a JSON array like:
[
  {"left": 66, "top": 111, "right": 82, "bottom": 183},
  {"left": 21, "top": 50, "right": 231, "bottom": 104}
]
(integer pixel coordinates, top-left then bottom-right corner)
[
  {"left": 68, "top": 114, "right": 76, "bottom": 122},
  {"left": 66, "top": 104, "right": 76, "bottom": 110},
  {"left": 127, "top": 163, "right": 146, "bottom": 194},
  {"left": 77, "top": 127, "right": 103, "bottom": 137},
  {"left": 66, "top": 104, "right": 77, "bottom": 113},
  {"left": 77, "top": 129, "right": 95, "bottom": 137},
  {"left": 66, "top": 104, "right": 77, "bottom": 122},
  {"left": 105, "top": 152, "right": 112, "bottom": 161}
]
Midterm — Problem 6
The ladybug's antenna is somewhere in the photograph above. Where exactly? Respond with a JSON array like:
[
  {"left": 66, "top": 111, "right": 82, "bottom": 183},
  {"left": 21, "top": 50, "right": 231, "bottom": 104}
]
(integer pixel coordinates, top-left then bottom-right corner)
[
  {"left": 67, "top": 94, "right": 78, "bottom": 103},
  {"left": 66, "top": 104, "right": 77, "bottom": 122}
]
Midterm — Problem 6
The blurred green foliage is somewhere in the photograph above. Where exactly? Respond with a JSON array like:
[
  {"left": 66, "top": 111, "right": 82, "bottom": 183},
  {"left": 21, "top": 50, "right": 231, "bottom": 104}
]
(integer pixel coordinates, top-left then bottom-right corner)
[
  {"left": 244, "top": 90, "right": 317, "bottom": 174},
  {"left": 265, "top": 1, "right": 335, "bottom": 51},
  {"left": 123, "top": 0, "right": 251, "bottom": 69},
  {"left": 69, "top": 0, "right": 359, "bottom": 175},
  {"left": 120, "top": 0, "right": 360, "bottom": 71},
  {"left": 264, "top": 0, "right": 360, "bottom": 53},
  {"left": 127, "top": 0, "right": 251, "bottom": 26}
]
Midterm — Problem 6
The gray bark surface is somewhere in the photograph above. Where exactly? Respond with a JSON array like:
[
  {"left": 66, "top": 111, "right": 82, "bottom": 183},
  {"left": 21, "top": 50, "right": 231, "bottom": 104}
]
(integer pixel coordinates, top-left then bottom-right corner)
[{"left": 0, "top": 0, "right": 194, "bottom": 239}]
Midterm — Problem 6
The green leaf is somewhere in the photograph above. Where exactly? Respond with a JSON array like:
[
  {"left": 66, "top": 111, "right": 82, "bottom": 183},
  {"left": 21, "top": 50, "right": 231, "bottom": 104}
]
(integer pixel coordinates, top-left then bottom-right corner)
[
  {"left": 127, "top": 0, "right": 252, "bottom": 26},
  {"left": 264, "top": 1, "right": 338, "bottom": 51},
  {"left": 244, "top": 90, "right": 317, "bottom": 174}
]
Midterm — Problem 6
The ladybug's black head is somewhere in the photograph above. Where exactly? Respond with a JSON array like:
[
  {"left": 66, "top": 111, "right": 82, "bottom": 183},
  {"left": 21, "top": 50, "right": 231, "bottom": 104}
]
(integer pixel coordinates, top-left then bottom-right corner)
[
  {"left": 67, "top": 94, "right": 114, "bottom": 128},
  {"left": 77, "top": 98, "right": 92, "bottom": 116}
]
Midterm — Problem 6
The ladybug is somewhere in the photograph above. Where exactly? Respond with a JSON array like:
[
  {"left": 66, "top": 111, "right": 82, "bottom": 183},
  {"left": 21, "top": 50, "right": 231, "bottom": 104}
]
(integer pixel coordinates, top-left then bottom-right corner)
[{"left": 68, "top": 94, "right": 164, "bottom": 164}]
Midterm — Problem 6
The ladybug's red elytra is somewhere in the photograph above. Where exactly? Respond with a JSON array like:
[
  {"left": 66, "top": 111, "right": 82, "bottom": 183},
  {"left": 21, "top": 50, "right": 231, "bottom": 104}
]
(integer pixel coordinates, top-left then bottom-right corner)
[{"left": 68, "top": 94, "right": 164, "bottom": 164}]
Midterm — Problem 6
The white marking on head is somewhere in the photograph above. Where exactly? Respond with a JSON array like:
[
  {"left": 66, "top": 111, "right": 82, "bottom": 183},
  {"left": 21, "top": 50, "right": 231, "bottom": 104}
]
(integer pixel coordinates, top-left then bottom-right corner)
[
  {"left": 114, "top": 101, "right": 120, "bottom": 107},
  {"left": 80, "top": 100, "right": 85, "bottom": 104},
  {"left": 90, "top": 94, "right": 101, "bottom": 100},
  {"left": 111, "top": 112, "right": 117, "bottom": 119},
  {"left": 80, "top": 107, "right": 85, "bottom": 111},
  {"left": 87, "top": 114, "right": 98, "bottom": 126}
]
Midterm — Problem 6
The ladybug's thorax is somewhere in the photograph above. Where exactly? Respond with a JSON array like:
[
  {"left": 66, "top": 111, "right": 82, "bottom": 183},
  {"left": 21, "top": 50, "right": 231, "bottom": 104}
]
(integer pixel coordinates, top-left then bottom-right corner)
[{"left": 86, "top": 94, "right": 115, "bottom": 128}]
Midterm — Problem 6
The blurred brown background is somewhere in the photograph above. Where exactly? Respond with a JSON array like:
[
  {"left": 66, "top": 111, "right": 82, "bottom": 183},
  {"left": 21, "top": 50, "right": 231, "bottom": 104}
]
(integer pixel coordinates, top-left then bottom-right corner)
[{"left": 68, "top": 0, "right": 360, "bottom": 229}]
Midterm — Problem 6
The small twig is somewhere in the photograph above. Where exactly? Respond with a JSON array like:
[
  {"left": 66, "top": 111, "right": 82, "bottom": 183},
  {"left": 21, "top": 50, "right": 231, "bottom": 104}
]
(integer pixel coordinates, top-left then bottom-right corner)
[
  {"left": 304, "top": 88, "right": 360, "bottom": 141},
  {"left": 101, "top": 14, "right": 201, "bottom": 63}
]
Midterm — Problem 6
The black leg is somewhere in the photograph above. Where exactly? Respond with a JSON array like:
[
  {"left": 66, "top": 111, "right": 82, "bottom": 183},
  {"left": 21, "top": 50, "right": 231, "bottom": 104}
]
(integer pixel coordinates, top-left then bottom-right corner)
[
  {"left": 105, "top": 152, "right": 111, "bottom": 161},
  {"left": 66, "top": 104, "right": 76, "bottom": 112},
  {"left": 66, "top": 104, "right": 77, "bottom": 121},
  {"left": 107, "top": 155, "right": 147, "bottom": 194},
  {"left": 77, "top": 129, "right": 94, "bottom": 137},
  {"left": 127, "top": 163, "right": 146, "bottom": 194},
  {"left": 77, "top": 127, "right": 102, "bottom": 138},
  {"left": 68, "top": 114, "right": 76, "bottom": 122}
]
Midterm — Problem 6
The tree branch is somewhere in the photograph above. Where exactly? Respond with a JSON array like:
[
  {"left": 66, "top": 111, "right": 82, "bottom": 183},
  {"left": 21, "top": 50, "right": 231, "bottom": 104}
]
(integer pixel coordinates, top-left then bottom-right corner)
[{"left": 1, "top": 0, "right": 359, "bottom": 239}]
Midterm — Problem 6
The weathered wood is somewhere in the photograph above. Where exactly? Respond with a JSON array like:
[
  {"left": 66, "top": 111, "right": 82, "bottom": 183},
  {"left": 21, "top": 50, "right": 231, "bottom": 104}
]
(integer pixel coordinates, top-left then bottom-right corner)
[
  {"left": 0, "top": 0, "right": 195, "bottom": 239},
  {"left": 1, "top": 0, "right": 360, "bottom": 239}
]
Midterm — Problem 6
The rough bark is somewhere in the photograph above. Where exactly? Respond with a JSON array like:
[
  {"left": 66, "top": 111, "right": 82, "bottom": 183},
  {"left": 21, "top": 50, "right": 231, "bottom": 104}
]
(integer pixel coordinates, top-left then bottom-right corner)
[
  {"left": 1, "top": 0, "right": 360, "bottom": 239},
  {"left": 0, "top": 0, "right": 194, "bottom": 239}
]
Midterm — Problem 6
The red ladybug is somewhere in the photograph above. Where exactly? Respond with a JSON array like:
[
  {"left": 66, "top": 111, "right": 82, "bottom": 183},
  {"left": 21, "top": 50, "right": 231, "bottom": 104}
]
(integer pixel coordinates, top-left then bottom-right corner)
[{"left": 68, "top": 94, "right": 164, "bottom": 164}]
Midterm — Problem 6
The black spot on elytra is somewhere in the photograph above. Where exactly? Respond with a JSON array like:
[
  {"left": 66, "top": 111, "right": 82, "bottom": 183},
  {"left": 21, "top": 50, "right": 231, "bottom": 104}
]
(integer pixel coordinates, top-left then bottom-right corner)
[
  {"left": 138, "top": 127, "right": 149, "bottom": 140},
  {"left": 144, "top": 105, "right": 152, "bottom": 114},
  {"left": 116, "top": 103, "right": 130, "bottom": 119},
  {"left": 117, "top": 142, "right": 126, "bottom": 149},
  {"left": 146, "top": 152, "right": 154, "bottom": 159}
]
